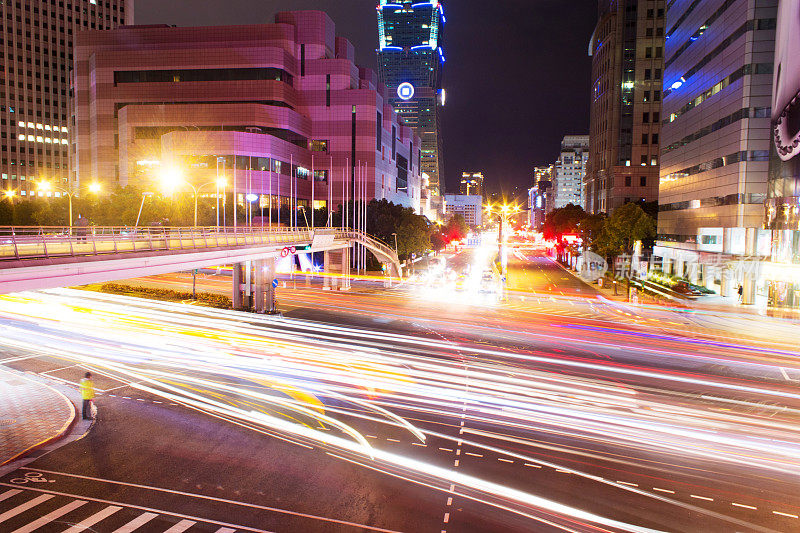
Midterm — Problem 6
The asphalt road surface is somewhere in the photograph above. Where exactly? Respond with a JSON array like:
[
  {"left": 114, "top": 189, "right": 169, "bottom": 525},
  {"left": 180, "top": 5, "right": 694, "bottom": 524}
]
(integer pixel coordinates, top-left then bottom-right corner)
[{"left": 1, "top": 251, "right": 799, "bottom": 532}]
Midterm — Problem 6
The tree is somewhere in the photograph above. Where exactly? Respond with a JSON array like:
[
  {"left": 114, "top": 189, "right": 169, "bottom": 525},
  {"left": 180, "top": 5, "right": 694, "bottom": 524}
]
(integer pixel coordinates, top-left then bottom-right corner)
[
  {"left": 443, "top": 213, "right": 468, "bottom": 242},
  {"left": 542, "top": 203, "right": 588, "bottom": 240},
  {"left": 593, "top": 202, "right": 656, "bottom": 260}
]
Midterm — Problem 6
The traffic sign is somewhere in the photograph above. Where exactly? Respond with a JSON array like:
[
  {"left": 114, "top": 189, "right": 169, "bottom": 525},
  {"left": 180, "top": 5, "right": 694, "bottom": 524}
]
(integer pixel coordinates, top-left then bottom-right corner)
[
  {"left": 280, "top": 247, "right": 289, "bottom": 257},
  {"left": 272, "top": 278, "right": 279, "bottom": 288}
]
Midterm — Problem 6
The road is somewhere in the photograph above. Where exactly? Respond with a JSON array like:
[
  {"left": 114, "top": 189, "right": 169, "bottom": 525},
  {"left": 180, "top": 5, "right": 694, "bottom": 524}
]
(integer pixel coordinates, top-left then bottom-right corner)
[{"left": 1, "top": 250, "right": 800, "bottom": 532}]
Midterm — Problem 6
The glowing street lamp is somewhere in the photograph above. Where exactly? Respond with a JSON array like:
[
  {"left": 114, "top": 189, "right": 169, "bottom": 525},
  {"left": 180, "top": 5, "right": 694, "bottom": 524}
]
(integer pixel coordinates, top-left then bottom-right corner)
[
  {"left": 36, "top": 180, "right": 102, "bottom": 229},
  {"left": 162, "top": 169, "right": 227, "bottom": 227}
]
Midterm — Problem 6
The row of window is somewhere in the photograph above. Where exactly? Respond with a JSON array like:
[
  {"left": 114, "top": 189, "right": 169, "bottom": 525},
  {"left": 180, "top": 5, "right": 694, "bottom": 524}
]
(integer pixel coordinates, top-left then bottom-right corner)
[
  {"left": 623, "top": 176, "right": 649, "bottom": 187},
  {"left": 661, "top": 151, "right": 770, "bottom": 183},
  {"left": 659, "top": 192, "right": 768, "bottom": 212},
  {"left": 175, "top": 155, "right": 328, "bottom": 181},
  {"left": 663, "top": 107, "right": 770, "bottom": 154},
  {"left": 662, "top": 19, "right": 775, "bottom": 99},
  {"left": 114, "top": 68, "right": 294, "bottom": 86}
]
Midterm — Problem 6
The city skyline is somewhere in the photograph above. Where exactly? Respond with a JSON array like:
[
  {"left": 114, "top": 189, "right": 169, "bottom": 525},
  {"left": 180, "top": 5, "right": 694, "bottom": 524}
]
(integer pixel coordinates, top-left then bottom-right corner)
[{"left": 133, "top": 0, "right": 597, "bottom": 193}]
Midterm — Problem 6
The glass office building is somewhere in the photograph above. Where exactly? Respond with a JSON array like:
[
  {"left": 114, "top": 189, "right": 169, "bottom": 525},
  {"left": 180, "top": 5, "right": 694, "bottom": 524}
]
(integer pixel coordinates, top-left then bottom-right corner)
[{"left": 377, "top": 1, "right": 445, "bottom": 196}]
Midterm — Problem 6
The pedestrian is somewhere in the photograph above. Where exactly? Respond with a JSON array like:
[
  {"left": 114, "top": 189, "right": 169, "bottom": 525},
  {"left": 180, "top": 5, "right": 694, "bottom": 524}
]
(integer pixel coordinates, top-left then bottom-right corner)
[
  {"left": 737, "top": 284, "right": 744, "bottom": 303},
  {"left": 79, "top": 372, "right": 95, "bottom": 420}
]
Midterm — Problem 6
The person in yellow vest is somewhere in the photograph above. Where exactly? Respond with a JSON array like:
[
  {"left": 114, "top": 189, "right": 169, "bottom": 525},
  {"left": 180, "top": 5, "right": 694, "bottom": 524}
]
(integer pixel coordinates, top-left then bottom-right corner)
[{"left": 79, "top": 372, "right": 95, "bottom": 420}]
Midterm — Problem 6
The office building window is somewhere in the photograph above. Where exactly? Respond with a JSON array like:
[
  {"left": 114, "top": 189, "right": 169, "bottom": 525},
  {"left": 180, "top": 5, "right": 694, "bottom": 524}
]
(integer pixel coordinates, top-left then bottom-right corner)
[
  {"left": 640, "top": 176, "right": 647, "bottom": 186},
  {"left": 642, "top": 133, "right": 649, "bottom": 144},
  {"left": 644, "top": 69, "right": 652, "bottom": 80},
  {"left": 625, "top": 176, "right": 632, "bottom": 187},
  {"left": 642, "top": 112, "right": 650, "bottom": 123}
]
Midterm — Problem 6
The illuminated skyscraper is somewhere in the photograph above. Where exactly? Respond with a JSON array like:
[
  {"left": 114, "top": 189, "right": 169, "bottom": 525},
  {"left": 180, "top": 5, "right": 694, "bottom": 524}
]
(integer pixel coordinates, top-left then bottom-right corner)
[{"left": 377, "top": 0, "right": 445, "bottom": 196}]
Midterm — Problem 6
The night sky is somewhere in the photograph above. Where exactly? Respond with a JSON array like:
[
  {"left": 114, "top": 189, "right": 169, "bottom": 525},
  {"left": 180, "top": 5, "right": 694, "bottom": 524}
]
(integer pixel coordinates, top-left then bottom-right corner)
[{"left": 135, "top": 0, "right": 597, "bottom": 196}]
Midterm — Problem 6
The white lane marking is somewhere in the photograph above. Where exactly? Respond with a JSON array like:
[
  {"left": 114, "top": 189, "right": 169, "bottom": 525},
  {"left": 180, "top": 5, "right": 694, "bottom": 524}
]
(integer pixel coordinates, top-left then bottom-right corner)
[
  {"left": 214, "top": 529, "right": 238, "bottom": 533},
  {"left": 438, "top": 448, "right": 453, "bottom": 452},
  {"left": 443, "top": 512, "right": 450, "bottom": 523},
  {"left": 11, "top": 499, "right": 86, "bottom": 533},
  {"left": 446, "top": 497, "right": 453, "bottom": 506},
  {"left": 0, "top": 489, "right": 21, "bottom": 502},
  {"left": 772, "top": 511, "right": 799, "bottom": 518},
  {"left": 163, "top": 519, "right": 197, "bottom": 532},
  {"left": 690, "top": 495, "right": 714, "bottom": 501},
  {"left": 365, "top": 435, "right": 377, "bottom": 439},
  {"left": 617, "top": 481, "right": 637, "bottom": 487},
  {"left": 111, "top": 512, "right": 159, "bottom": 533},
  {"left": 62, "top": 505, "right": 123, "bottom": 532},
  {"left": 498, "top": 458, "right": 513, "bottom": 463},
  {"left": 0, "top": 494, "right": 53, "bottom": 523},
  {"left": 411, "top": 442, "right": 426, "bottom": 447},
  {"left": 465, "top": 452, "right": 483, "bottom": 457},
  {"left": 386, "top": 438, "right": 400, "bottom": 443},
  {"left": 731, "top": 503, "right": 757, "bottom": 510},
  {"left": 523, "top": 463, "right": 541, "bottom": 468},
  {"left": 652, "top": 488, "right": 674, "bottom": 494}
]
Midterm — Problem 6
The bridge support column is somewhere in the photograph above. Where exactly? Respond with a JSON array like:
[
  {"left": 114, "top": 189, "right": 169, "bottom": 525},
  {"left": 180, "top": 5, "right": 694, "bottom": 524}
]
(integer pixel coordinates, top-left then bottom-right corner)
[
  {"left": 342, "top": 247, "right": 350, "bottom": 290},
  {"left": 323, "top": 248, "right": 350, "bottom": 290},
  {"left": 323, "top": 251, "right": 333, "bottom": 290},
  {"left": 253, "top": 258, "right": 277, "bottom": 313},
  {"left": 232, "top": 262, "right": 244, "bottom": 310}
]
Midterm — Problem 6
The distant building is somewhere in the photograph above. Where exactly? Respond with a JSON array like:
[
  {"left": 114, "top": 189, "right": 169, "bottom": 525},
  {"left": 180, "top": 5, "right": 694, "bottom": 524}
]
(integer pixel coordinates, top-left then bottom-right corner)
[
  {"left": 443, "top": 194, "right": 482, "bottom": 227},
  {"left": 460, "top": 172, "right": 484, "bottom": 196},
  {"left": 1, "top": 0, "right": 132, "bottom": 198},
  {"left": 553, "top": 135, "right": 589, "bottom": 209},
  {"left": 529, "top": 164, "right": 554, "bottom": 227},
  {"left": 377, "top": 0, "right": 445, "bottom": 197},
  {"left": 586, "top": 0, "right": 663, "bottom": 213},
  {"left": 73, "top": 12, "right": 423, "bottom": 215}
]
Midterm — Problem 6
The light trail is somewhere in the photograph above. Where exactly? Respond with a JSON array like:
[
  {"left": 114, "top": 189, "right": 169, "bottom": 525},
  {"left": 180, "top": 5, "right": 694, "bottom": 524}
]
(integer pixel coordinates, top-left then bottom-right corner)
[{"left": 0, "top": 288, "right": 797, "bottom": 531}]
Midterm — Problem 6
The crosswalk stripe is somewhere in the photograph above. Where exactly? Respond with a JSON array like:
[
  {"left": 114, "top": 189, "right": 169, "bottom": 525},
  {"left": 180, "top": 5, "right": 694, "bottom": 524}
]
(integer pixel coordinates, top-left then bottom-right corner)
[
  {"left": 0, "top": 494, "right": 54, "bottom": 523},
  {"left": 214, "top": 528, "right": 237, "bottom": 533},
  {"left": 11, "top": 499, "right": 87, "bottom": 533},
  {"left": 0, "top": 489, "right": 22, "bottom": 503},
  {"left": 163, "top": 519, "right": 196, "bottom": 532},
  {"left": 110, "top": 512, "right": 159, "bottom": 533},
  {"left": 61, "top": 505, "right": 123, "bottom": 532}
]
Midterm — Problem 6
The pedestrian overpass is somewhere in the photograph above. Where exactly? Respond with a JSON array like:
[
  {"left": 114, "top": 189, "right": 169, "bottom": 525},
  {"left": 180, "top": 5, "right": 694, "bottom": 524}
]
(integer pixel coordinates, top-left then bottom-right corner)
[{"left": 0, "top": 226, "right": 401, "bottom": 308}]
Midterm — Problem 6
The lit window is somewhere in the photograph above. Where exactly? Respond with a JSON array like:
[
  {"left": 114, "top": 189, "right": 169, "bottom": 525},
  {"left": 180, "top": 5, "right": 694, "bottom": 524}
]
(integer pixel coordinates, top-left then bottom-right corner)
[
  {"left": 44, "top": 125, "right": 51, "bottom": 131},
  {"left": 36, "top": 123, "right": 43, "bottom": 130},
  {"left": 27, "top": 135, "right": 35, "bottom": 142},
  {"left": 61, "top": 126, "right": 69, "bottom": 133},
  {"left": 36, "top": 136, "right": 44, "bottom": 143},
  {"left": 18, "top": 121, "right": 25, "bottom": 128},
  {"left": 18, "top": 134, "right": 25, "bottom": 141},
  {"left": 27, "top": 122, "right": 35, "bottom": 129},
  {"left": 45, "top": 138, "right": 52, "bottom": 144}
]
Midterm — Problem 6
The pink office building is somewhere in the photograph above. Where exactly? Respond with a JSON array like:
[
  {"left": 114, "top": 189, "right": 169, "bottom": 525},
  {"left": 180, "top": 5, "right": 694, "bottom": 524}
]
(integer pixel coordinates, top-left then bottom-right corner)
[{"left": 71, "top": 11, "right": 423, "bottom": 215}]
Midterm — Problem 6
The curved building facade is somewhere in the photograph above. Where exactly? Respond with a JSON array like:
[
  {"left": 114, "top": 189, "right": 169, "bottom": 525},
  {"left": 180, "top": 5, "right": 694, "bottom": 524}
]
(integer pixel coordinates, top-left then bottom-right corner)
[{"left": 72, "top": 11, "right": 423, "bottom": 214}]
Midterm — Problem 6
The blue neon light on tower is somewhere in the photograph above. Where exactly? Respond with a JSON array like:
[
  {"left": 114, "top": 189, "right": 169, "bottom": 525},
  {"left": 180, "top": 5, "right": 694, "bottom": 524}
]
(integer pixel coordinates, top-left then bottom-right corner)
[{"left": 377, "top": 0, "right": 445, "bottom": 196}]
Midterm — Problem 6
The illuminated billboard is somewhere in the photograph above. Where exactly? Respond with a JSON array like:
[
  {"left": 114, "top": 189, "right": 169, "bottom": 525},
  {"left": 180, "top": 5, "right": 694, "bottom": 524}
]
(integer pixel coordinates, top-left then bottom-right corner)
[{"left": 772, "top": 0, "right": 800, "bottom": 161}]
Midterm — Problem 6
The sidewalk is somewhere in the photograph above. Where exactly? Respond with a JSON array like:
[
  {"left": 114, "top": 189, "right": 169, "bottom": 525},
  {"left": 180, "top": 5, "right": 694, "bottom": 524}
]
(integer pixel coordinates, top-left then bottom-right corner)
[{"left": 0, "top": 366, "right": 77, "bottom": 468}]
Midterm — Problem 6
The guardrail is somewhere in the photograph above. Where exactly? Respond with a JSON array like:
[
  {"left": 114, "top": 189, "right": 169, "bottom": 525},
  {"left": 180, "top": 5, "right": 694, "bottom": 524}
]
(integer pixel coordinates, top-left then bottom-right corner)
[
  {"left": 0, "top": 226, "right": 321, "bottom": 262},
  {"left": 0, "top": 226, "right": 400, "bottom": 269}
]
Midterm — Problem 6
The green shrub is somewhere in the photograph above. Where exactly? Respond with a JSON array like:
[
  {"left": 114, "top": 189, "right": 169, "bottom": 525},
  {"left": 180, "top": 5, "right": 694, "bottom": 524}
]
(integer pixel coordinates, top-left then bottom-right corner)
[{"left": 94, "top": 283, "right": 233, "bottom": 309}]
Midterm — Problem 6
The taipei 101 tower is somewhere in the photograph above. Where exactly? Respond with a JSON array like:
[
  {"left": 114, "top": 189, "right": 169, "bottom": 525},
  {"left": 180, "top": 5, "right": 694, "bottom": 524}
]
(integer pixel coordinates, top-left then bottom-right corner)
[{"left": 377, "top": 1, "right": 445, "bottom": 197}]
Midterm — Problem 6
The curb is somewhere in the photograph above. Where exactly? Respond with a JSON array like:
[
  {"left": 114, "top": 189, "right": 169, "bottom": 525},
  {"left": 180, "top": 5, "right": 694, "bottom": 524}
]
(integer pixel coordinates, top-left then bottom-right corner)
[
  {"left": 547, "top": 257, "right": 641, "bottom": 313},
  {"left": 0, "top": 373, "right": 77, "bottom": 468}
]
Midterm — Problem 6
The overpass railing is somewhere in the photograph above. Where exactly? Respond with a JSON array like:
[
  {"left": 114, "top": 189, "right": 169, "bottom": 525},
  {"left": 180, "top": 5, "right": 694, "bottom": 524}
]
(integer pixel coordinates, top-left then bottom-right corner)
[{"left": 0, "top": 226, "right": 328, "bottom": 262}]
